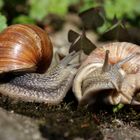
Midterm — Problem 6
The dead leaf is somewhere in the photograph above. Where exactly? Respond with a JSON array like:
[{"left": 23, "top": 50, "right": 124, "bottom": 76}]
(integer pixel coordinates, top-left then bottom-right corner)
[
  {"left": 68, "top": 29, "right": 96, "bottom": 55},
  {"left": 79, "top": 7, "right": 105, "bottom": 29}
]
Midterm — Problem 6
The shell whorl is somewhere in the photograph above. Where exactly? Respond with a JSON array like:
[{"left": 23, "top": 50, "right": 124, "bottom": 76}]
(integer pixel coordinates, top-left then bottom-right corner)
[
  {"left": 73, "top": 42, "right": 140, "bottom": 105},
  {"left": 0, "top": 24, "right": 53, "bottom": 74},
  {"left": 82, "top": 42, "right": 140, "bottom": 74}
]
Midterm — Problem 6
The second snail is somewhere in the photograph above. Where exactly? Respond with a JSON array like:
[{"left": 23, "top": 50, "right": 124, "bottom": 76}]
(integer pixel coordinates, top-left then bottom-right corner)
[{"left": 0, "top": 24, "right": 139, "bottom": 106}]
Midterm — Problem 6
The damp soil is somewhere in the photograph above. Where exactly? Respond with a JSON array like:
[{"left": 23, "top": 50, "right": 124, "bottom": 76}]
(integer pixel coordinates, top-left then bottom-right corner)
[{"left": 0, "top": 92, "right": 139, "bottom": 140}]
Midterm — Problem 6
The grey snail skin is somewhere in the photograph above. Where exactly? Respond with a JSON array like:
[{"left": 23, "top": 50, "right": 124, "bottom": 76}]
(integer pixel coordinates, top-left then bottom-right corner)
[
  {"left": 0, "top": 24, "right": 80, "bottom": 104},
  {"left": 73, "top": 42, "right": 140, "bottom": 106},
  {"left": 0, "top": 51, "right": 79, "bottom": 104}
]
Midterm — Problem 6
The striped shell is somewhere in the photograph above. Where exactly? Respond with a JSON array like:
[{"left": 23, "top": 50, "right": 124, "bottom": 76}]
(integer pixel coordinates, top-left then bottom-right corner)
[
  {"left": 73, "top": 42, "right": 140, "bottom": 105},
  {"left": 0, "top": 24, "right": 53, "bottom": 74}
]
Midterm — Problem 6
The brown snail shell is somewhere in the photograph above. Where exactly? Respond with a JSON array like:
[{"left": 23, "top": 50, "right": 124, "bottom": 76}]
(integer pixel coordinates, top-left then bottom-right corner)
[
  {"left": 0, "top": 24, "right": 53, "bottom": 74},
  {"left": 0, "top": 24, "right": 80, "bottom": 104},
  {"left": 73, "top": 42, "right": 140, "bottom": 105}
]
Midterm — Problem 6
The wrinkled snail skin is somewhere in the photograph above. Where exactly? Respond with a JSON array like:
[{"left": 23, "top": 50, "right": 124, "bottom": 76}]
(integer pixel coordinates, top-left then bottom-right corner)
[
  {"left": 73, "top": 42, "right": 140, "bottom": 105},
  {"left": 0, "top": 52, "right": 79, "bottom": 104},
  {"left": 0, "top": 24, "right": 80, "bottom": 104}
]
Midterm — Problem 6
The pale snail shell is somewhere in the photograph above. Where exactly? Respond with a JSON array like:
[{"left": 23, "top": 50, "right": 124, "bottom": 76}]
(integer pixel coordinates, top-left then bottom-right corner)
[
  {"left": 0, "top": 24, "right": 53, "bottom": 74},
  {"left": 73, "top": 42, "right": 140, "bottom": 105}
]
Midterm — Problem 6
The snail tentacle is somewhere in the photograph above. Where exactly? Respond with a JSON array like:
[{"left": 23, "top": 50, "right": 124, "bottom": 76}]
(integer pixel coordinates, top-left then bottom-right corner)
[
  {"left": 73, "top": 42, "right": 140, "bottom": 105},
  {"left": 102, "top": 50, "right": 111, "bottom": 72}
]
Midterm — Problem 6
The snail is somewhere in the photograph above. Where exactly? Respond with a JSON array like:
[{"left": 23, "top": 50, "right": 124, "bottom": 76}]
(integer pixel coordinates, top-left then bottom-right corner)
[
  {"left": 73, "top": 42, "right": 140, "bottom": 106},
  {"left": 0, "top": 24, "right": 80, "bottom": 104},
  {"left": 0, "top": 24, "right": 53, "bottom": 73}
]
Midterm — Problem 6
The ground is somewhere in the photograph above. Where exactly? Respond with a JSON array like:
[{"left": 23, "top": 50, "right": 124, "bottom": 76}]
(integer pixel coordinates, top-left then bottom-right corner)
[{"left": 0, "top": 91, "right": 139, "bottom": 140}]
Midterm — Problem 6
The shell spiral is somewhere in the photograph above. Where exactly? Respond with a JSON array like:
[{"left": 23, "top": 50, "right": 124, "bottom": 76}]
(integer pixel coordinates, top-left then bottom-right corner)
[
  {"left": 82, "top": 42, "right": 140, "bottom": 74},
  {"left": 73, "top": 42, "right": 140, "bottom": 105},
  {"left": 0, "top": 24, "right": 53, "bottom": 74}
]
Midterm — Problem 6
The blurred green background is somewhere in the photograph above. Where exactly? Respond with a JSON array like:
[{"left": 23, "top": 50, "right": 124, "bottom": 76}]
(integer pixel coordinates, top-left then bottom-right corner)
[{"left": 0, "top": 0, "right": 140, "bottom": 33}]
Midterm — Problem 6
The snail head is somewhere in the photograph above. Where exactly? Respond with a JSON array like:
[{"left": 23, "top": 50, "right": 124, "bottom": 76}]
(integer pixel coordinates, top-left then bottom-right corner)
[{"left": 80, "top": 50, "right": 138, "bottom": 105}]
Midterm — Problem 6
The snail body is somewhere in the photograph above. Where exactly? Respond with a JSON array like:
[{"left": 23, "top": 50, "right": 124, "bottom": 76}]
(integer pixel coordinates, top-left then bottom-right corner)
[
  {"left": 0, "top": 24, "right": 79, "bottom": 104},
  {"left": 0, "top": 51, "right": 78, "bottom": 104},
  {"left": 73, "top": 42, "right": 140, "bottom": 105}
]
